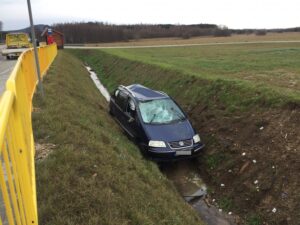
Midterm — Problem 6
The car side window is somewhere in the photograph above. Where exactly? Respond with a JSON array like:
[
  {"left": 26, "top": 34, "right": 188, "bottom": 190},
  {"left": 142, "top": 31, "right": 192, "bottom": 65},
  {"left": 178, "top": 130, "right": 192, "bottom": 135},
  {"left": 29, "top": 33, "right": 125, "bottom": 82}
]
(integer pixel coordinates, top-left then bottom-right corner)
[
  {"left": 126, "top": 98, "right": 136, "bottom": 117},
  {"left": 115, "top": 90, "right": 128, "bottom": 111}
]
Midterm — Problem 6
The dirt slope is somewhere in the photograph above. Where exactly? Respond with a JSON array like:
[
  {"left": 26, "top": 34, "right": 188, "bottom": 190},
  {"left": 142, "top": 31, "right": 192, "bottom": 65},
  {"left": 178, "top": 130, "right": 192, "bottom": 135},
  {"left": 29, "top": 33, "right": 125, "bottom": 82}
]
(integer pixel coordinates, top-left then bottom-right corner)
[{"left": 190, "top": 106, "right": 300, "bottom": 225}]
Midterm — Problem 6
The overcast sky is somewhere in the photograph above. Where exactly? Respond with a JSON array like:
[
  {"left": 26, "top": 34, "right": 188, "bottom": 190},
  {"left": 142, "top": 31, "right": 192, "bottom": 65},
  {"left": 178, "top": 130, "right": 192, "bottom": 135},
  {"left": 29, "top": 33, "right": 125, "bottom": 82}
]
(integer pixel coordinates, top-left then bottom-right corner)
[{"left": 0, "top": 0, "right": 299, "bottom": 30}]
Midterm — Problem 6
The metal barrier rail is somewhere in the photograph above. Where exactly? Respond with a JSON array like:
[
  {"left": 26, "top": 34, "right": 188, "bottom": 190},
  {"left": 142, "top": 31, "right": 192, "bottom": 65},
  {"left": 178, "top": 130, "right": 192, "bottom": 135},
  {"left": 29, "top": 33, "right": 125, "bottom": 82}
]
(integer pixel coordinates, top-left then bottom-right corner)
[{"left": 0, "top": 44, "right": 57, "bottom": 225}]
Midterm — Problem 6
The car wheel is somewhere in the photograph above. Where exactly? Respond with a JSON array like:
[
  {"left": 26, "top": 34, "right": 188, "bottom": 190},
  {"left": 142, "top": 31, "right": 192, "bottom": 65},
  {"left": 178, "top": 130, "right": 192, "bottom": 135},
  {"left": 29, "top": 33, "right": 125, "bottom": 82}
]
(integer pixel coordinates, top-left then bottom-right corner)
[{"left": 6, "top": 56, "right": 10, "bottom": 60}]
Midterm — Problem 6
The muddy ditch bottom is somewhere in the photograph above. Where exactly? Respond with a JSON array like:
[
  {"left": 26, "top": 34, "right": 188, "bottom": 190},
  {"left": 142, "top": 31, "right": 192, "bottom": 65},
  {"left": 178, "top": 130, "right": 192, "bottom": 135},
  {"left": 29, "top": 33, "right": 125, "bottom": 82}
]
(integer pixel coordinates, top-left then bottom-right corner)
[
  {"left": 85, "top": 65, "right": 237, "bottom": 225},
  {"left": 160, "top": 160, "right": 237, "bottom": 225}
]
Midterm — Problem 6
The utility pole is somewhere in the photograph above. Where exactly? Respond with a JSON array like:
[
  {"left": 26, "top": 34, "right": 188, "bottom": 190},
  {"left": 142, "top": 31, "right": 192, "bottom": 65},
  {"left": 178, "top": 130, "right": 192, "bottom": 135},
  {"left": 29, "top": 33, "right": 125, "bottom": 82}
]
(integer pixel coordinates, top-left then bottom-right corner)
[{"left": 26, "top": 0, "right": 44, "bottom": 97}]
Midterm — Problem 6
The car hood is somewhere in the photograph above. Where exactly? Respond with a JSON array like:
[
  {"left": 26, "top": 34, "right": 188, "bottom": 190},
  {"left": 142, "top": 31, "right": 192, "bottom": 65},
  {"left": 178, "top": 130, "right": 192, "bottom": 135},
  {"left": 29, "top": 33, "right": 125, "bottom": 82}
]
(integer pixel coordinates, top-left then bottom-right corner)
[{"left": 143, "top": 120, "right": 195, "bottom": 142}]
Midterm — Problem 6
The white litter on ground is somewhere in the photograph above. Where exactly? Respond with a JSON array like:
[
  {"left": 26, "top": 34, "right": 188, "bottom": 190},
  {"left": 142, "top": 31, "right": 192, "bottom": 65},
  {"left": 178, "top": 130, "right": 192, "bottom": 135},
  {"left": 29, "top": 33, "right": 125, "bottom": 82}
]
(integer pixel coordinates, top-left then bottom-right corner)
[
  {"left": 253, "top": 159, "right": 257, "bottom": 163},
  {"left": 272, "top": 208, "right": 277, "bottom": 213}
]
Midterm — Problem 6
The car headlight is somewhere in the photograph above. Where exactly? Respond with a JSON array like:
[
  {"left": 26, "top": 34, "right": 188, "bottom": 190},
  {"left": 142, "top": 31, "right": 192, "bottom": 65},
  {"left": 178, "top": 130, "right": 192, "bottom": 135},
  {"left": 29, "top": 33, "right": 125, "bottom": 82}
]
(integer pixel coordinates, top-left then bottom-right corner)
[
  {"left": 193, "top": 134, "right": 201, "bottom": 143},
  {"left": 149, "top": 140, "right": 166, "bottom": 148}
]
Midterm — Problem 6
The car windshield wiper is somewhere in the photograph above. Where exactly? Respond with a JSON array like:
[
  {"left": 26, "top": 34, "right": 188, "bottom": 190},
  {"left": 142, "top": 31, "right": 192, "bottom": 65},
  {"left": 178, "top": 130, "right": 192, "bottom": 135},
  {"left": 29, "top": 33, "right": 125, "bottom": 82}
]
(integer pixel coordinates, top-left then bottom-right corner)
[
  {"left": 150, "top": 113, "right": 157, "bottom": 123},
  {"left": 149, "top": 110, "right": 165, "bottom": 123}
]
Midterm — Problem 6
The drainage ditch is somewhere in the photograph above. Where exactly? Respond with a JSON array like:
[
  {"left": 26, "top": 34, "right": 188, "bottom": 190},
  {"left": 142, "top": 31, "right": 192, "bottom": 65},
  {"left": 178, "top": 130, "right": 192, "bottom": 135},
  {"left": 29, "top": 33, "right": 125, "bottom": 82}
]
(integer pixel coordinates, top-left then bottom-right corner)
[{"left": 86, "top": 65, "right": 237, "bottom": 225}]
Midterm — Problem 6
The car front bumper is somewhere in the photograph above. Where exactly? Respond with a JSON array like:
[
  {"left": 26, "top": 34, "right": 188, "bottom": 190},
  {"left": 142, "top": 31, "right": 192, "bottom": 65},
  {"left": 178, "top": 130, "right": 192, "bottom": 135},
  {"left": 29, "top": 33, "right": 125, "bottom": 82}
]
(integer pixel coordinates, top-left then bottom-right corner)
[{"left": 147, "top": 142, "right": 205, "bottom": 161}]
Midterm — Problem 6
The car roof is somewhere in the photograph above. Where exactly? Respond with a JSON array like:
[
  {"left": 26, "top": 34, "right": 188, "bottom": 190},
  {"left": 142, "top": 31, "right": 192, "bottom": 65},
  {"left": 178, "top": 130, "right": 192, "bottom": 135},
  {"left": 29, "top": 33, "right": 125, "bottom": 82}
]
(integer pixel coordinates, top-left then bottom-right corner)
[{"left": 120, "top": 84, "right": 168, "bottom": 101}]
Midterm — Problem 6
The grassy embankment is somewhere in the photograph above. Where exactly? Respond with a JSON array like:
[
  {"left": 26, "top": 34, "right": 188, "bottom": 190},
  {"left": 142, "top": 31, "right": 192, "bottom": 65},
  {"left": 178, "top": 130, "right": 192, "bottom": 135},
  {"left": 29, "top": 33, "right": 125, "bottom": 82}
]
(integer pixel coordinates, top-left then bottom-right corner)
[
  {"left": 68, "top": 44, "right": 300, "bottom": 225},
  {"left": 71, "top": 43, "right": 300, "bottom": 111},
  {"left": 103, "top": 43, "right": 300, "bottom": 101},
  {"left": 33, "top": 51, "right": 204, "bottom": 225}
]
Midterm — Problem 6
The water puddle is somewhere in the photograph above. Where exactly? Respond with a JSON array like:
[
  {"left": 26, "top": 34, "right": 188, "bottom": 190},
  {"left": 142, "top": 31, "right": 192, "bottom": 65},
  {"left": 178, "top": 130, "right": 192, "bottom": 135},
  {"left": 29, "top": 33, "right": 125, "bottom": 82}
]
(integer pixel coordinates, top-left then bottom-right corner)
[
  {"left": 85, "top": 65, "right": 236, "bottom": 225},
  {"left": 161, "top": 161, "right": 236, "bottom": 225},
  {"left": 85, "top": 66, "right": 110, "bottom": 102}
]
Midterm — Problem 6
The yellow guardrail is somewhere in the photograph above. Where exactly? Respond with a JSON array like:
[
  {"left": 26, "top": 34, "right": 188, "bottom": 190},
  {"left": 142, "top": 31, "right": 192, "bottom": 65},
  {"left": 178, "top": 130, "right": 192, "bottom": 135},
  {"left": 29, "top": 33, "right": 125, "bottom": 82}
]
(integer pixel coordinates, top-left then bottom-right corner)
[{"left": 0, "top": 44, "right": 57, "bottom": 225}]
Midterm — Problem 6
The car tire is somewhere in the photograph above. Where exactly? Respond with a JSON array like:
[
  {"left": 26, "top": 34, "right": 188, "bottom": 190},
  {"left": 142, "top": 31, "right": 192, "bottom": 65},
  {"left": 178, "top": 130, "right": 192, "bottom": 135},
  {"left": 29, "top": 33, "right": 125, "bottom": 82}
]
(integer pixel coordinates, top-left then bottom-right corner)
[{"left": 6, "top": 56, "right": 10, "bottom": 60}]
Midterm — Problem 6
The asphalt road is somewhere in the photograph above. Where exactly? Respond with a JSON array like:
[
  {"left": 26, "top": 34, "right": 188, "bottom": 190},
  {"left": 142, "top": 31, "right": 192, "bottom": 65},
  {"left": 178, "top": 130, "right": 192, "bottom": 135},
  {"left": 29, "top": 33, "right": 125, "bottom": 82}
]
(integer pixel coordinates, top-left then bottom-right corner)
[{"left": 0, "top": 45, "right": 17, "bottom": 96}]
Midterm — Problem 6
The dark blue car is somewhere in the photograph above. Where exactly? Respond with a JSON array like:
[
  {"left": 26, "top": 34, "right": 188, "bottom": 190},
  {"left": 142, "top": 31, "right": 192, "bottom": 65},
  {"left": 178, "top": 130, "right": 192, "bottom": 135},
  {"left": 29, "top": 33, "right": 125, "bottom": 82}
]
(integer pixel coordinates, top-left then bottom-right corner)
[{"left": 109, "top": 84, "right": 205, "bottom": 161}]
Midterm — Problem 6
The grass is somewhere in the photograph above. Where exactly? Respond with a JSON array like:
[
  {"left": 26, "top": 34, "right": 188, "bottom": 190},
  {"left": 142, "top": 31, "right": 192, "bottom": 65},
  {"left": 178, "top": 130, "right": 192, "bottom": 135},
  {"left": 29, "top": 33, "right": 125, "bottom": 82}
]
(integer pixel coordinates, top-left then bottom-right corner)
[
  {"left": 68, "top": 48, "right": 300, "bottom": 112},
  {"left": 33, "top": 51, "right": 204, "bottom": 225},
  {"left": 66, "top": 45, "right": 300, "bottom": 224},
  {"left": 204, "top": 153, "right": 226, "bottom": 170},
  {"left": 102, "top": 43, "right": 300, "bottom": 97},
  {"left": 246, "top": 214, "right": 262, "bottom": 225},
  {"left": 218, "top": 197, "right": 234, "bottom": 212},
  {"left": 68, "top": 46, "right": 300, "bottom": 225}
]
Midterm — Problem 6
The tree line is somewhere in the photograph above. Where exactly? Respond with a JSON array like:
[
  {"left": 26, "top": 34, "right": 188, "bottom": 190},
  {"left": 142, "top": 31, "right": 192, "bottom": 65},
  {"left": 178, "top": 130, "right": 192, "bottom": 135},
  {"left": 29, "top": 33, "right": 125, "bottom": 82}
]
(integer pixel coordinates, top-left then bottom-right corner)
[
  {"left": 53, "top": 22, "right": 300, "bottom": 43},
  {"left": 53, "top": 22, "right": 231, "bottom": 43},
  {"left": 1, "top": 22, "right": 299, "bottom": 44}
]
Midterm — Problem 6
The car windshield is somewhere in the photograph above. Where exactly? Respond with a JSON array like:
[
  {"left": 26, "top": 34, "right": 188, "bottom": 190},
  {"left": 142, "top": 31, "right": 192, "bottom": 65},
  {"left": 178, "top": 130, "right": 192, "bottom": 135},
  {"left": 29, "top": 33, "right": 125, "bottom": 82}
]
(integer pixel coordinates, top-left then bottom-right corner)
[{"left": 139, "top": 98, "right": 186, "bottom": 124}]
